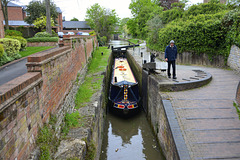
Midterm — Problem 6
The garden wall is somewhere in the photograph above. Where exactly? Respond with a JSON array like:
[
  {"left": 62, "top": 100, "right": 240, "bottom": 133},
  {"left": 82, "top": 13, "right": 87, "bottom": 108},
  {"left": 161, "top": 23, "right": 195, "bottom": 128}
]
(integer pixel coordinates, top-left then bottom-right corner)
[
  {"left": 27, "top": 42, "right": 58, "bottom": 47},
  {"left": 0, "top": 36, "right": 97, "bottom": 159},
  {"left": 228, "top": 45, "right": 240, "bottom": 73}
]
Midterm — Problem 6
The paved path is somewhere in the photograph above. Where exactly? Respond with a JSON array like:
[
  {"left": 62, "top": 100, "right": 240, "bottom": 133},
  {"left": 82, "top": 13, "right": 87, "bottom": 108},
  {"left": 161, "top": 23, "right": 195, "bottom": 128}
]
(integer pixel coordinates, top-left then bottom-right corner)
[
  {"left": 0, "top": 58, "right": 27, "bottom": 86},
  {"left": 163, "top": 67, "right": 240, "bottom": 160},
  {"left": 129, "top": 44, "right": 240, "bottom": 159}
]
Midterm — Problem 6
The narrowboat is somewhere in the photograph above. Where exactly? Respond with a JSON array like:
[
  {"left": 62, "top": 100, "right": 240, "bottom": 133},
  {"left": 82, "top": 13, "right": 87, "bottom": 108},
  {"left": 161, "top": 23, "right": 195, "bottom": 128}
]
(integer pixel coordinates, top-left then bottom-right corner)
[{"left": 109, "top": 58, "right": 140, "bottom": 115}]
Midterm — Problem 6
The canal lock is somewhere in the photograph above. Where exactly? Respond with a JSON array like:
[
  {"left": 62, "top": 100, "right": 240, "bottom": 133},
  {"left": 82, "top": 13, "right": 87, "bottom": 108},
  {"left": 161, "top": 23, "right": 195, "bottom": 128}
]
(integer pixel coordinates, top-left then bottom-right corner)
[{"left": 99, "top": 40, "right": 165, "bottom": 160}]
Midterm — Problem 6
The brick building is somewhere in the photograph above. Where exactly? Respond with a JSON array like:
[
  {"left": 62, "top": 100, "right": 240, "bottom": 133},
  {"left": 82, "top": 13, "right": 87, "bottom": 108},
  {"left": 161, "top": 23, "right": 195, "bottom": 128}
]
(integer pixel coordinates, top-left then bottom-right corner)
[{"left": 3, "top": 2, "right": 63, "bottom": 32}]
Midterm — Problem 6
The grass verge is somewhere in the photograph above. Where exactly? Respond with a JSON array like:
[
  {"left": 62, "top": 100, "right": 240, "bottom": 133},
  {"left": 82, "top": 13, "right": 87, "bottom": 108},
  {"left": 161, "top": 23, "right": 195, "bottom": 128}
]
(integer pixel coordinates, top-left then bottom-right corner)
[
  {"left": 75, "top": 47, "right": 111, "bottom": 109},
  {"left": 128, "top": 39, "right": 139, "bottom": 44},
  {"left": 233, "top": 102, "right": 240, "bottom": 120},
  {"left": 19, "top": 46, "right": 54, "bottom": 57}
]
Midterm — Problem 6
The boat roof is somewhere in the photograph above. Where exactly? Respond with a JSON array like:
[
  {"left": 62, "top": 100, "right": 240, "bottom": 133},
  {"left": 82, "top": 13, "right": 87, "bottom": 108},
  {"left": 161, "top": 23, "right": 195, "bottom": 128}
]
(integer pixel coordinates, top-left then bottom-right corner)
[{"left": 112, "top": 58, "right": 136, "bottom": 85}]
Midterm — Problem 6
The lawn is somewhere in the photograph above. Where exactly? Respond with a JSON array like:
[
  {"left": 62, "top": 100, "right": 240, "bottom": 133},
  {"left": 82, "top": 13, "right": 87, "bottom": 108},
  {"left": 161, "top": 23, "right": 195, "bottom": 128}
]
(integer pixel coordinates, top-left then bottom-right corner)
[
  {"left": 128, "top": 39, "right": 139, "bottom": 44},
  {"left": 19, "top": 46, "right": 55, "bottom": 57},
  {"left": 75, "top": 47, "right": 111, "bottom": 109}
]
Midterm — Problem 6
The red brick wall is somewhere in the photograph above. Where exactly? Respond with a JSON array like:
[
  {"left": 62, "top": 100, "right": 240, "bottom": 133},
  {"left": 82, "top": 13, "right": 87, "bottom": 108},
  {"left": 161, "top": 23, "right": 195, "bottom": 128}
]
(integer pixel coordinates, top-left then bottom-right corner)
[
  {"left": 0, "top": 36, "right": 97, "bottom": 159},
  {"left": 0, "top": 73, "right": 42, "bottom": 160},
  {"left": 8, "top": 7, "right": 24, "bottom": 21},
  {"left": 236, "top": 81, "right": 240, "bottom": 106}
]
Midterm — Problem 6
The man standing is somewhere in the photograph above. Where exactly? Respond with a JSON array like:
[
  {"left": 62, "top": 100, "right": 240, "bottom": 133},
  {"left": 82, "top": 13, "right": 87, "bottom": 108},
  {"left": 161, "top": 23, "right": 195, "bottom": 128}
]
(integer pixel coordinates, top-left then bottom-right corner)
[{"left": 165, "top": 40, "right": 177, "bottom": 79}]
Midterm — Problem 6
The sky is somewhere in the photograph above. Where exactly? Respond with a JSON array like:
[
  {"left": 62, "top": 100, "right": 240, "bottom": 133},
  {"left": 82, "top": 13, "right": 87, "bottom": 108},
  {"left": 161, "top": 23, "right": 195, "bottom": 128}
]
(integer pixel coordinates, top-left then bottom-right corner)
[{"left": 16, "top": 0, "right": 203, "bottom": 21}]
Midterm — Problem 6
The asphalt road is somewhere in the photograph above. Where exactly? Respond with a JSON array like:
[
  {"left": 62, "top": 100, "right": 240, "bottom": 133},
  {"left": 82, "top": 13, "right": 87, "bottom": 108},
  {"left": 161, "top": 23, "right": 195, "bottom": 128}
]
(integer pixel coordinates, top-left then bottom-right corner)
[{"left": 0, "top": 58, "right": 28, "bottom": 86}]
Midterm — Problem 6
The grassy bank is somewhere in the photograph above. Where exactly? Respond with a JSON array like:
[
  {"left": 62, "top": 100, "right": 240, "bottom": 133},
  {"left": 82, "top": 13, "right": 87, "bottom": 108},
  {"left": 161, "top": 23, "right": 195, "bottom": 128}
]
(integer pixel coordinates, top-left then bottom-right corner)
[
  {"left": 75, "top": 47, "right": 111, "bottom": 109},
  {"left": 37, "top": 47, "right": 111, "bottom": 160},
  {"left": 19, "top": 46, "right": 55, "bottom": 57}
]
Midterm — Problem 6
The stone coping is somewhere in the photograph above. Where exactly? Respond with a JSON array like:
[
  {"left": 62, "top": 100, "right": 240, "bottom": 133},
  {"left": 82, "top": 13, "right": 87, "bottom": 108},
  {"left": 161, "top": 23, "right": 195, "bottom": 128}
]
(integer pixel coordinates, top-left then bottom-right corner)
[
  {"left": 162, "top": 100, "right": 191, "bottom": 160},
  {"left": 0, "top": 72, "right": 42, "bottom": 107},
  {"left": 27, "top": 46, "right": 71, "bottom": 63},
  {"left": 157, "top": 70, "right": 212, "bottom": 92}
]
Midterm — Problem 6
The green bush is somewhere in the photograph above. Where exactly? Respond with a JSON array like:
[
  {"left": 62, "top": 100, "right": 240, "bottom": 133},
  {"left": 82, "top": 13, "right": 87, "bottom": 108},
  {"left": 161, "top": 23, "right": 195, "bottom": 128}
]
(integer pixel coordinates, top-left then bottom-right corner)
[
  {"left": 27, "top": 37, "right": 59, "bottom": 42},
  {"left": 5, "top": 36, "right": 27, "bottom": 51},
  {"left": 0, "top": 53, "right": 11, "bottom": 66},
  {"left": 5, "top": 29, "right": 22, "bottom": 37},
  {"left": 0, "top": 38, "right": 21, "bottom": 56},
  {"left": 51, "top": 30, "right": 58, "bottom": 37},
  {"left": 34, "top": 31, "right": 51, "bottom": 37},
  {"left": 0, "top": 44, "right": 4, "bottom": 58}
]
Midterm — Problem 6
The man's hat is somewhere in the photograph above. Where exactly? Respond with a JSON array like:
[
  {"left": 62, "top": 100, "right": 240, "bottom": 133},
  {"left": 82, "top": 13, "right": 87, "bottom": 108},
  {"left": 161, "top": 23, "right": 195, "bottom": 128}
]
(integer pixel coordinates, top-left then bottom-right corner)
[{"left": 170, "top": 40, "right": 175, "bottom": 43}]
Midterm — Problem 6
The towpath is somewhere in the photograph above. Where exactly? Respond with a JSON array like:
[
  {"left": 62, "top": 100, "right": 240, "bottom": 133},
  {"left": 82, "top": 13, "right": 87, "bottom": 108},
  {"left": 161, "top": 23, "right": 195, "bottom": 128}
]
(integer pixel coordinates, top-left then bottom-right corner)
[
  {"left": 164, "top": 67, "right": 240, "bottom": 159},
  {"left": 129, "top": 44, "right": 240, "bottom": 159}
]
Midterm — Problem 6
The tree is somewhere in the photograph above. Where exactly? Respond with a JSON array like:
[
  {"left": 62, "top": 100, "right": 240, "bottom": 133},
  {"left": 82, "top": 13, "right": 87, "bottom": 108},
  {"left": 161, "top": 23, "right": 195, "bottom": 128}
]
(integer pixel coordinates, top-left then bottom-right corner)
[
  {"left": 45, "top": 0, "right": 51, "bottom": 35},
  {"left": 159, "top": 0, "right": 179, "bottom": 10},
  {"left": 1, "top": 0, "right": 14, "bottom": 30},
  {"left": 119, "top": 18, "right": 130, "bottom": 37},
  {"left": 25, "top": 0, "right": 58, "bottom": 25},
  {"left": 85, "top": 3, "right": 119, "bottom": 40},
  {"left": 128, "top": 0, "right": 162, "bottom": 39},
  {"left": 70, "top": 17, "right": 79, "bottom": 21},
  {"left": 33, "top": 16, "right": 54, "bottom": 31}
]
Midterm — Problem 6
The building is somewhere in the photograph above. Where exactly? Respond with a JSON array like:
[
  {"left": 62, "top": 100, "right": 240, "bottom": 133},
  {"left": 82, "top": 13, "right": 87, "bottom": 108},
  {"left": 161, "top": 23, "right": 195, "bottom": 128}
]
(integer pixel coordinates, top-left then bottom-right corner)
[
  {"left": 3, "top": 2, "right": 63, "bottom": 32},
  {"left": 63, "top": 21, "right": 91, "bottom": 30}
]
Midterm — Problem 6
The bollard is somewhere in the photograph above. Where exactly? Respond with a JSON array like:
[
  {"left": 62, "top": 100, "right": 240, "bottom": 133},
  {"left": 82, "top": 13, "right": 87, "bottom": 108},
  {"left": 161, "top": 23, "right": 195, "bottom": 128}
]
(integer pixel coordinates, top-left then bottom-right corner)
[{"left": 141, "top": 52, "right": 143, "bottom": 57}]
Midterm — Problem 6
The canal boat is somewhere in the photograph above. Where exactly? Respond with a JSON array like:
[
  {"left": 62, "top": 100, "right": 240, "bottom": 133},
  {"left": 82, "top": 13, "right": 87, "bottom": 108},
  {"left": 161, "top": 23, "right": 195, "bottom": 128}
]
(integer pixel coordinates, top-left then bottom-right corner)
[{"left": 109, "top": 58, "right": 140, "bottom": 115}]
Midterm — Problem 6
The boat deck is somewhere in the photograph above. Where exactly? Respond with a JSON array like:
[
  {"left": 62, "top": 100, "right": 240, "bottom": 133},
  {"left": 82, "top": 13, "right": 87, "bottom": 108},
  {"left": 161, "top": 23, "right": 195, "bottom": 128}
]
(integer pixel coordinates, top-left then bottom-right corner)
[{"left": 112, "top": 58, "right": 136, "bottom": 84}]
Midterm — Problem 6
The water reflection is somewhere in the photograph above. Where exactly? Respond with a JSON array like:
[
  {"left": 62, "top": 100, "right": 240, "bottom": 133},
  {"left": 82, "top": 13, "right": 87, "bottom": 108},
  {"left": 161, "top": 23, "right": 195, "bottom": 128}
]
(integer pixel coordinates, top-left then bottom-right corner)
[{"left": 100, "top": 112, "right": 165, "bottom": 160}]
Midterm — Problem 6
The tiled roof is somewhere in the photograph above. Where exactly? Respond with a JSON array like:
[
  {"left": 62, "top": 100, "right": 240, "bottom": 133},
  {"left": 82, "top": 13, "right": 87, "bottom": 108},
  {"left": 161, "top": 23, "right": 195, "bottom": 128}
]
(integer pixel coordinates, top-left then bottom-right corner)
[
  {"left": 63, "top": 21, "right": 90, "bottom": 29},
  {"left": 3, "top": 21, "right": 34, "bottom": 26},
  {"left": 7, "top": 2, "right": 23, "bottom": 7},
  {"left": 56, "top": 7, "right": 62, "bottom": 13}
]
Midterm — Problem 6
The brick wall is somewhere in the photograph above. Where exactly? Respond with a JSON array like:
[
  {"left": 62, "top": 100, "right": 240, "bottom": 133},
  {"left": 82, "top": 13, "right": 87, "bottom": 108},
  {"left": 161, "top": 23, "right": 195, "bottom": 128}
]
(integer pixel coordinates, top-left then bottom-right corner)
[
  {"left": 27, "top": 42, "right": 58, "bottom": 47},
  {"left": 0, "top": 36, "right": 97, "bottom": 159},
  {"left": 8, "top": 7, "right": 24, "bottom": 21},
  {"left": 228, "top": 45, "right": 240, "bottom": 73}
]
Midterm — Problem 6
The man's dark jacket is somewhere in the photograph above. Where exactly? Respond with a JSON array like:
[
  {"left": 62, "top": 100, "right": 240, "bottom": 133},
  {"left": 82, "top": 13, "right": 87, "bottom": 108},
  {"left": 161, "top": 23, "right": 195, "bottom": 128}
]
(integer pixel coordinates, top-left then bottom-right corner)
[{"left": 165, "top": 45, "right": 177, "bottom": 61}]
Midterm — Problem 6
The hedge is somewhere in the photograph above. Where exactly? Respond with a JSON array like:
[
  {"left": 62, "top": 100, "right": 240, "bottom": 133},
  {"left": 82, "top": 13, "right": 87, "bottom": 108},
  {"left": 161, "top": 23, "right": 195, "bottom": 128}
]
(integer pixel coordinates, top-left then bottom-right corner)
[
  {"left": 27, "top": 37, "right": 59, "bottom": 42},
  {"left": 34, "top": 31, "right": 51, "bottom": 37},
  {"left": 0, "top": 44, "right": 4, "bottom": 58},
  {"left": 0, "top": 38, "right": 21, "bottom": 56},
  {"left": 5, "top": 36, "right": 27, "bottom": 51},
  {"left": 147, "top": 2, "right": 240, "bottom": 61},
  {"left": 5, "top": 29, "right": 23, "bottom": 37}
]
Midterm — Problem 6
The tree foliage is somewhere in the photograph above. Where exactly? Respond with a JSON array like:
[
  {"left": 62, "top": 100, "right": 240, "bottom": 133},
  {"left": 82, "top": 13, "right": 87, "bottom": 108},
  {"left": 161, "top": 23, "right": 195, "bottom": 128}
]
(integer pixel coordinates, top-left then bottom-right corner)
[
  {"left": 25, "top": 0, "right": 58, "bottom": 25},
  {"left": 146, "top": 1, "right": 240, "bottom": 60},
  {"left": 119, "top": 18, "right": 130, "bottom": 37},
  {"left": 128, "top": 0, "right": 162, "bottom": 39},
  {"left": 85, "top": 3, "right": 119, "bottom": 40},
  {"left": 33, "top": 16, "right": 55, "bottom": 31},
  {"left": 70, "top": 17, "right": 79, "bottom": 21}
]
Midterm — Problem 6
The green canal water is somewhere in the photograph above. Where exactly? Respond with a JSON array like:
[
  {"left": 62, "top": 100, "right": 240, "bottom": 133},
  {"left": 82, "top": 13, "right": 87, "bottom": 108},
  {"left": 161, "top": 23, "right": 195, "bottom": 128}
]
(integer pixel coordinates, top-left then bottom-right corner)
[{"left": 100, "top": 40, "right": 165, "bottom": 160}]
